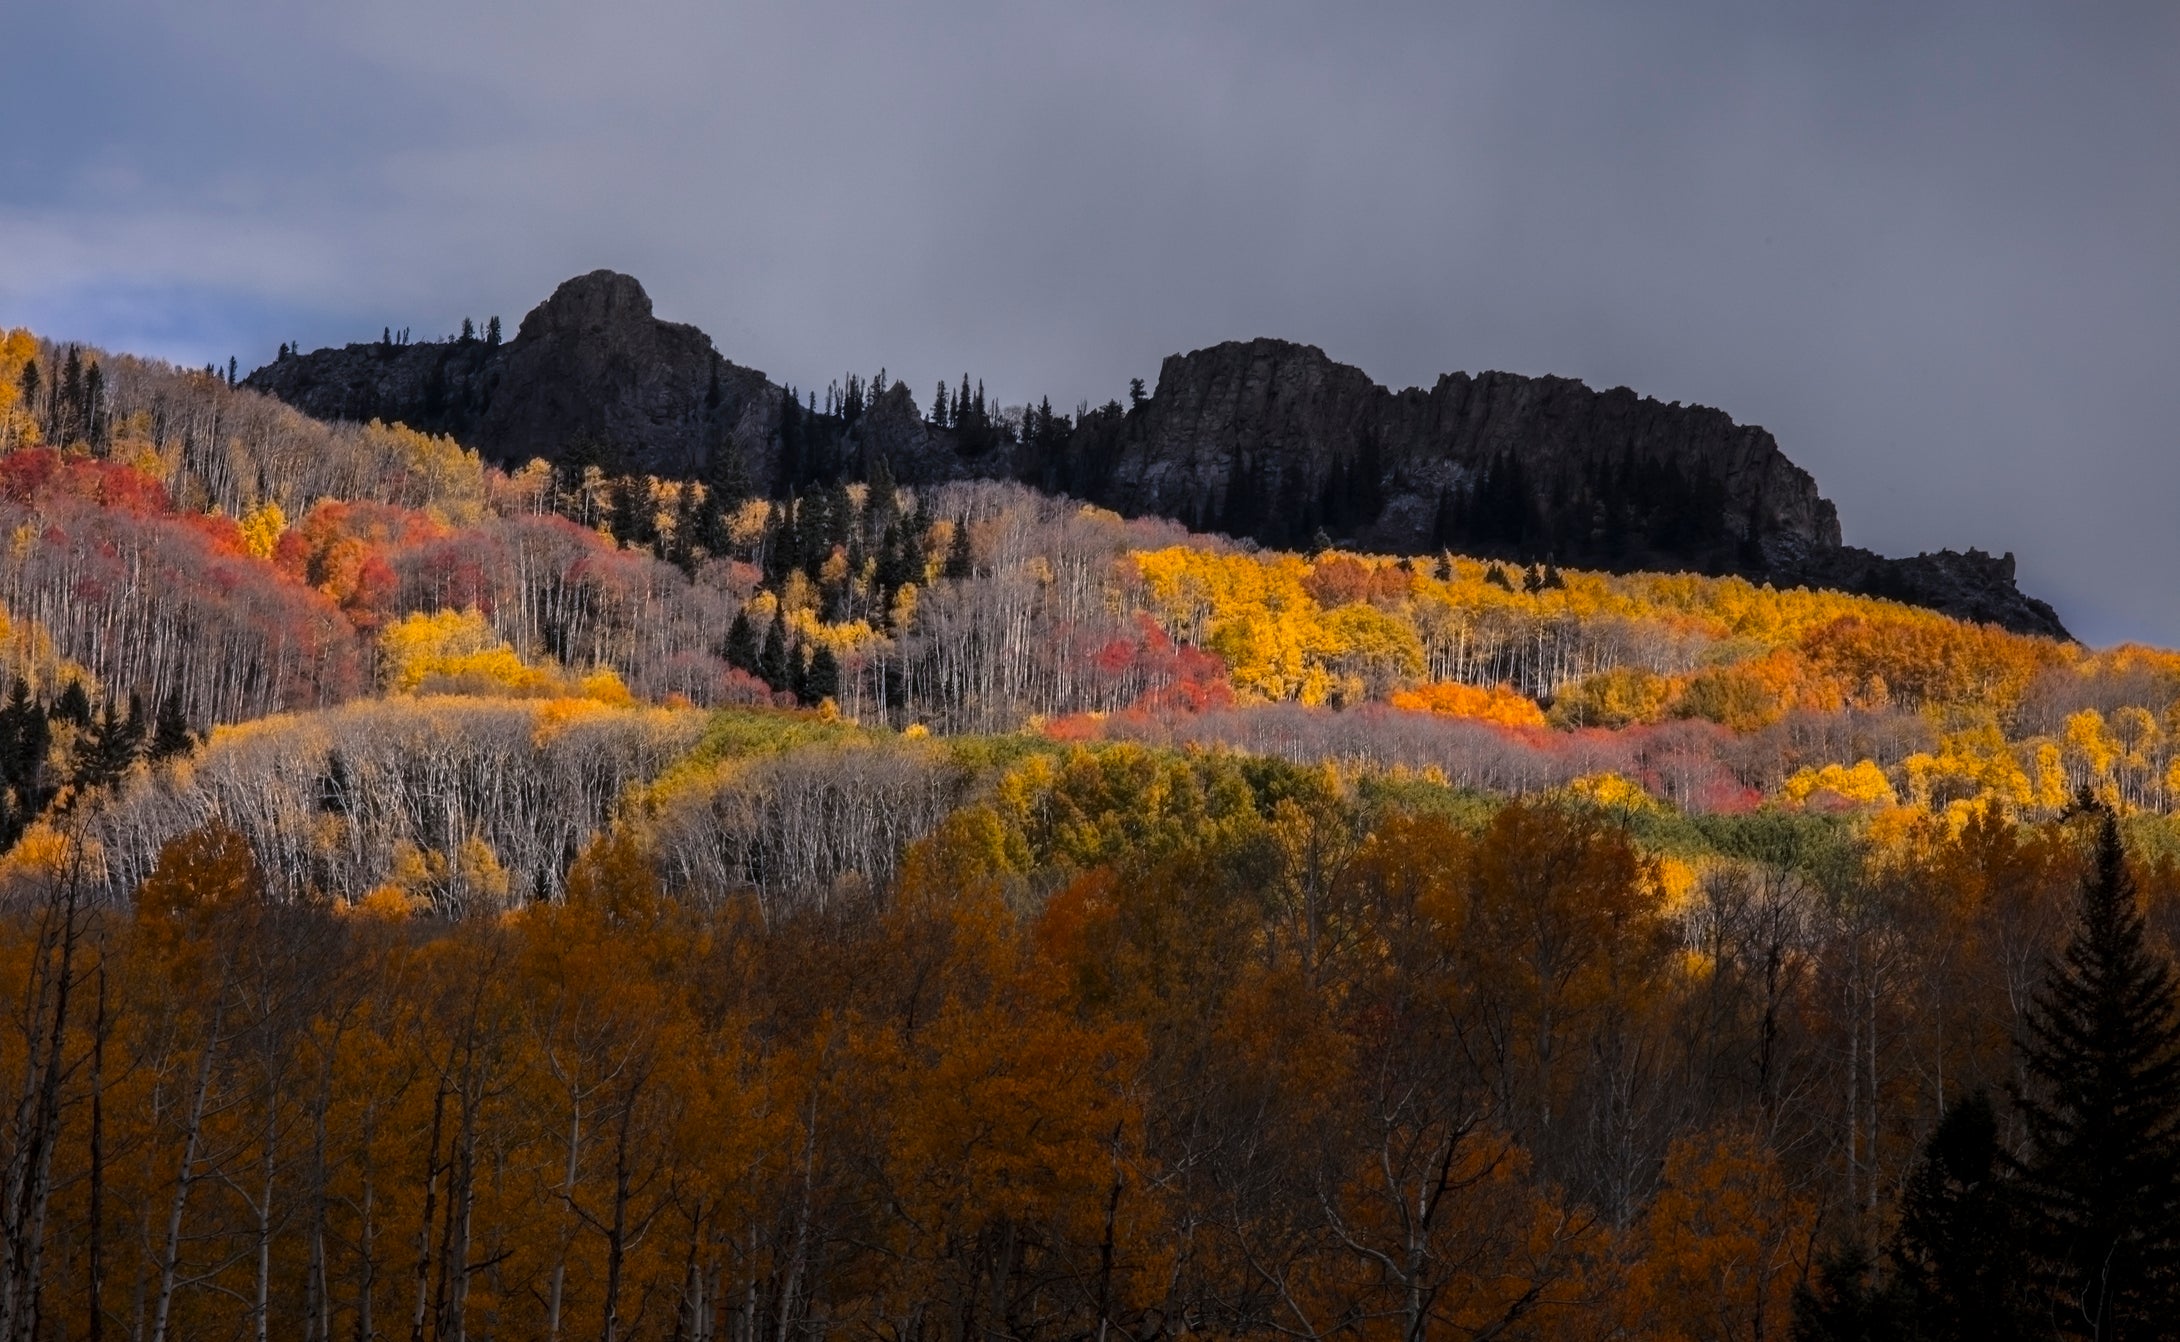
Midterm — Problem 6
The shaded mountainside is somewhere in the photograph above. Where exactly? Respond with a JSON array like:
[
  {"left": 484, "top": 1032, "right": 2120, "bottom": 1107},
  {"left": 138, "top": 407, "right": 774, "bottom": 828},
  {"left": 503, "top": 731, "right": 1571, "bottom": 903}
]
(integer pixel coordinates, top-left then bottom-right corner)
[
  {"left": 246, "top": 270, "right": 779, "bottom": 477},
  {"left": 250, "top": 271, "right": 2068, "bottom": 639}
]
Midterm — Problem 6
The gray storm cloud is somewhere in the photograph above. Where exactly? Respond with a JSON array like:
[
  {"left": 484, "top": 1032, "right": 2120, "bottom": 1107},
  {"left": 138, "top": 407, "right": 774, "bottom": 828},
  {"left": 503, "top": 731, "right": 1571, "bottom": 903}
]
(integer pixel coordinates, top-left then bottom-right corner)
[{"left": 2, "top": 1, "right": 2175, "bottom": 643}]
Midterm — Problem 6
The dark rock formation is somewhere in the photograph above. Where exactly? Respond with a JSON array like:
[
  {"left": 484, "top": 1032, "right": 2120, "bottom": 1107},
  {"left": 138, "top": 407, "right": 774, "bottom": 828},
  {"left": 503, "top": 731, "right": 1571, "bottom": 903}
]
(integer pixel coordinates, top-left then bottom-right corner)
[
  {"left": 249, "top": 272, "right": 2069, "bottom": 639},
  {"left": 1775, "top": 544, "right": 2069, "bottom": 641},
  {"left": 1060, "top": 338, "right": 1839, "bottom": 565},
  {"left": 245, "top": 270, "right": 778, "bottom": 475}
]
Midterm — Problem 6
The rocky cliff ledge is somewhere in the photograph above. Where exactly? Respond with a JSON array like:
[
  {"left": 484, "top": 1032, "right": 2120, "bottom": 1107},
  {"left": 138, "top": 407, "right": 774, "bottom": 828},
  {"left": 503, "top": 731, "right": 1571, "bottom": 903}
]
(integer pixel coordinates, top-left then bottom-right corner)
[
  {"left": 245, "top": 270, "right": 778, "bottom": 475},
  {"left": 249, "top": 272, "right": 2069, "bottom": 640}
]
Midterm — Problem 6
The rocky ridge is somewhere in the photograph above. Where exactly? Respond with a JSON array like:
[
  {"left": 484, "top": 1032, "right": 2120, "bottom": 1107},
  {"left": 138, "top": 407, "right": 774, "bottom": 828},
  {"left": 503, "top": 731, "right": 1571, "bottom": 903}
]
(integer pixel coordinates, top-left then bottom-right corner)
[{"left": 248, "top": 271, "right": 2068, "bottom": 639}]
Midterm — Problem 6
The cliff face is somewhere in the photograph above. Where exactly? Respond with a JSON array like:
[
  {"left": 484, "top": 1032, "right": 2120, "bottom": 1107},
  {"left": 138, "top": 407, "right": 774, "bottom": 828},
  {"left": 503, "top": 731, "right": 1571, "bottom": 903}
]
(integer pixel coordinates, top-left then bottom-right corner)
[
  {"left": 1100, "top": 338, "right": 1841, "bottom": 558},
  {"left": 244, "top": 271, "right": 778, "bottom": 474},
  {"left": 248, "top": 271, "right": 2068, "bottom": 639}
]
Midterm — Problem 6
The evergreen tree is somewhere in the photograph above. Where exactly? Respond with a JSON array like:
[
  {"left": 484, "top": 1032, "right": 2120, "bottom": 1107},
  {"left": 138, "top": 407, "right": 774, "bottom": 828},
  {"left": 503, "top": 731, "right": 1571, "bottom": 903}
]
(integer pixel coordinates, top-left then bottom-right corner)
[
  {"left": 0, "top": 680, "right": 40, "bottom": 787},
  {"left": 87, "top": 356, "right": 113, "bottom": 428},
  {"left": 763, "top": 497, "right": 801, "bottom": 585},
  {"left": 1483, "top": 563, "right": 1513, "bottom": 591},
  {"left": 611, "top": 473, "right": 660, "bottom": 551},
  {"left": 757, "top": 607, "right": 790, "bottom": 691},
  {"left": 668, "top": 486, "right": 702, "bottom": 574},
  {"left": 1306, "top": 527, "right": 1334, "bottom": 558},
  {"left": 933, "top": 380, "right": 950, "bottom": 428},
  {"left": 75, "top": 699, "right": 136, "bottom": 790},
  {"left": 485, "top": 315, "right": 503, "bottom": 347},
  {"left": 864, "top": 457, "right": 899, "bottom": 531},
  {"left": 1889, "top": 1091, "right": 2024, "bottom": 1341},
  {"left": 906, "top": 497, "right": 935, "bottom": 579},
  {"left": 122, "top": 692, "right": 148, "bottom": 759},
  {"left": 556, "top": 436, "right": 610, "bottom": 525},
  {"left": 16, "top": 361, "right": 37, "bottom": 433},
  {"left": 723, "top": 611, "right": 759, "bottom": 674},
  {"left": 1791, "top": 1241, "right": 1900, "bottom": 1342},
  {"left": 805, "top": 645, "right": 840, "bottom": 706},
  {"left": 51, "top": 682, "right": 91, "bottom": 729},
  {"left": 944, "top": 516, "right": 974, "bottom": 580},
  {"left": 708, "top": 441, "right": 753, "bottom": 509},
  {"left": 2014, "top": 795, "right": 2180, "bottom": 1337},
  {"left": 150, "top": 692, "right": 193, "bottom": 762},
  {"left": 460, "top": 317, "right": 477, "bottom": 343}
]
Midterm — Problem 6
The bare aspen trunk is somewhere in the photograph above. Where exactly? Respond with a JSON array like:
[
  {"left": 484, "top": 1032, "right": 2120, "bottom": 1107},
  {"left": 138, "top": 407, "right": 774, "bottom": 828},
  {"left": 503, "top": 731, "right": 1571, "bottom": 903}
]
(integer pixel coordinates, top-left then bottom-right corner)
[{"left": 151, "top": 1027, "right": 221, "bottom": 1342}]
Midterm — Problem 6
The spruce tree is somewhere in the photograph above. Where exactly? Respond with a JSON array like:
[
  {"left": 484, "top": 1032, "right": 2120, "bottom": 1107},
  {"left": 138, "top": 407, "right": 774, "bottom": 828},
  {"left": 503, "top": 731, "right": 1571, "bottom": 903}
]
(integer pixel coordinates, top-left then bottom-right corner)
[
  {"left": 0, "top": 679, "right": 35, "bottom": 787},
  {"left": 723, "top": 611, "right": 759, "bottom": 674},
  {"left": 788, "top": 644, "right": 811, "bottom": 705},
  {"left": 944, "top": 516, "right": 974, "bottom": 580},
  {"left": 1889, "top": 1091, "right": 2024, "bottom": 1341},
  {"left": 17, "top": 360, "right": 38, "bottom": 428},
  {"left": 757, "top": 608, "right": 789, "bottom": 691},
  {"left": 1791, "top": 1241, "right": 1900, "bottom": 1342},
  {"left": 75, "top": 700, "right": 135, "bottom": 790},
  {"left": 668, "top": 486, "right": 702, "bottom": 574},
  {"left": 906, "top": 498, "right": 935, "bottom": 579},
  {"left": 805, "top": 645, "right": 840, "bottom": 705},
  {"left": 52, "top": 681, "right": 91, "bottom": 729},
  {"left": 2014, "top": 797, "right": 2180, "bottom": 1337},
  {"left": 150, "top": 692, "right": 193, "bottom": 762}
]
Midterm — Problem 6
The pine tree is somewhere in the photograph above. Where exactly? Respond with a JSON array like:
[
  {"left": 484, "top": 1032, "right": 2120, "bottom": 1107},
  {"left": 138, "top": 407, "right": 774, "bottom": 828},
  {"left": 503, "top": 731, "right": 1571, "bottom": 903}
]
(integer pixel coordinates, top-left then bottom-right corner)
[
  {"left": 150, "top": 692, "right": 193, "bottom": 762},
  {"left": 121, "top": 692, "right": 147, "bottom": 759},
  {"left": 707, "top": 442, "right": 752, "bottom": 509},
  {"left": 52, "top": 682, "right": 91, "bottom": 729},
  {"left": 758, "top": 608, "right": 790, "bottom": 691},
  {"left": 944, "top": 516, "right": 974, "bottom": 580},
  {"left": 75, "top": 699, "right": 137, "bottom": 791},
  {"left": 2014, "top": 796, "right": 2180, "bottom": 1337},
  {"left": 805, "top": 645, "right": 841, "bottom": 705},
  {"left": 16, "top": 361, "right": 37, "bottom": 436},
  {"left": 723, "top": 611, "right": 759, "bottom": 674},
  {"left": 668, "top": 486, "right": 702, "bottom": 574},
  {"left": 933, "top": 381, "right": 950, "bottom": 428},
  {"left": 611, "top": 474, "right": 660, "bottom": 551},
  {"left": 486, "top": 315, "right": 503, "bottom": 347},
  {"left": 1791, "top": 1241, "right": 1900, "bottom": 1342},
  {"left": 0, "top": 680, "right": 38, "bottom": 787},
  {"left": 1889, "top": 1091, "right": 2024, "bottom": 1341}
]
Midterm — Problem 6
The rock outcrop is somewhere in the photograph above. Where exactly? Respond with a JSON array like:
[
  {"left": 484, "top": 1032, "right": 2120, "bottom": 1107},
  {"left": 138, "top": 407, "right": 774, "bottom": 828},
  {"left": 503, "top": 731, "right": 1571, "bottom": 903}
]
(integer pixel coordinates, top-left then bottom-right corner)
[
  {"left": 249, "top": 271, "right": 2069, "bottom": 639},
  {"left": 1096, "top": 338, "right": 1840, "bottom": 559},
  {"left": 245, "top": 270, "right": 777, "bottom": 475}
]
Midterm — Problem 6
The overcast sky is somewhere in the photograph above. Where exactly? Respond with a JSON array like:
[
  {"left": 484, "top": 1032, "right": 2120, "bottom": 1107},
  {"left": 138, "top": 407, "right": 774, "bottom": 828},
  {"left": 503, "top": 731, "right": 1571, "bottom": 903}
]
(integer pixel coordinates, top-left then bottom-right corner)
[{"left": 3, "top": 2, "right": 2174, "bottom": 644}]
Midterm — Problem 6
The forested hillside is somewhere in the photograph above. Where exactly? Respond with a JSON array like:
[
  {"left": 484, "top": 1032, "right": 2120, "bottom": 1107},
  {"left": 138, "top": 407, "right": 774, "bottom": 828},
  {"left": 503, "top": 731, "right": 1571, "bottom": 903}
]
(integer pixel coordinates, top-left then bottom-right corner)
[{"left": 6, "top": 325, "right": 2180, "bottom": 1336}]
